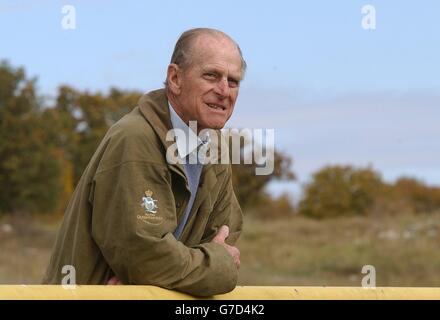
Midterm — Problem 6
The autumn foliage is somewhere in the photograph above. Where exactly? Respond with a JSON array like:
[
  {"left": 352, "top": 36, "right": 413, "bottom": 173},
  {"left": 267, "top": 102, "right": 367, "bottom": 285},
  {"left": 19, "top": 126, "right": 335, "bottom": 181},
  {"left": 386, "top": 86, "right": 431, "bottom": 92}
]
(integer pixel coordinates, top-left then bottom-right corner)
[
  {"left": 299, "top": 165, "right": 440, "bottom": 218},
  {"left": 2, "top": 61, "right": 439, "bottom": 219},
  {"left": 0, "top": 61, "right": 295, "bottom": 216}
]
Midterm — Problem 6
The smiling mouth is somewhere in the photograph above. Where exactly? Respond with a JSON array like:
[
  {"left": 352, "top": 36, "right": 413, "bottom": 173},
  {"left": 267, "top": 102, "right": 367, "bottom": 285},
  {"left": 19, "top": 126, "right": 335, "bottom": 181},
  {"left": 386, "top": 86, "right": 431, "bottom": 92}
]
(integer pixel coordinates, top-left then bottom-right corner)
[{"left": 206, "top": 103, "right": 226, "bottom": 111}]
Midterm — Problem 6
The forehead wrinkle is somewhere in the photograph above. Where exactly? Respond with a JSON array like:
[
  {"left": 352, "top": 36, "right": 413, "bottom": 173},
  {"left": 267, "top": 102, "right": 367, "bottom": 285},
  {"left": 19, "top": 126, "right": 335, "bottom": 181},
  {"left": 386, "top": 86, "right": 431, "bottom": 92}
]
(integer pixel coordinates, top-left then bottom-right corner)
[
  {"left": 189, "top": 34, "right": 243, "bottom": 74},
  {"left": 202, "top": 63, "right": 242, "bottom": 80}
]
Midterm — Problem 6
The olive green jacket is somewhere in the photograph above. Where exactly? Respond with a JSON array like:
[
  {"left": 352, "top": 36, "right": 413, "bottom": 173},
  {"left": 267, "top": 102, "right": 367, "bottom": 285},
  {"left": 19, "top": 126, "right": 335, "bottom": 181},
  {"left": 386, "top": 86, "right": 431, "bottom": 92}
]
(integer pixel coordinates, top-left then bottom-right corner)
[{"left": 43, "top": 89, "right": 243, "bottom": 297}]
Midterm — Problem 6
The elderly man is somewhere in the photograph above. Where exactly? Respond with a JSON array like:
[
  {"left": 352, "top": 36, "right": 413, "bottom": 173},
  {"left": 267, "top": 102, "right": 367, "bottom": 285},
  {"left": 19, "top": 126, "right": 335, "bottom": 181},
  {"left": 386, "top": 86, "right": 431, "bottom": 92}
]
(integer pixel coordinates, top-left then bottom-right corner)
[{"left": 43, "top": 28, "right": 245, "bottom": 297}]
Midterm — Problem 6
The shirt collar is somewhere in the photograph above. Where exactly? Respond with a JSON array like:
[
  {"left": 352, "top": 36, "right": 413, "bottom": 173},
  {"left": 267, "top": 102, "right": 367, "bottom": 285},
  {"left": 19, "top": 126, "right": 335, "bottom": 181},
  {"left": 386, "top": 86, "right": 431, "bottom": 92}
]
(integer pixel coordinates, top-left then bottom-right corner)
[{"left": 168, "top": 101, "right": 210, "bottom": 159}]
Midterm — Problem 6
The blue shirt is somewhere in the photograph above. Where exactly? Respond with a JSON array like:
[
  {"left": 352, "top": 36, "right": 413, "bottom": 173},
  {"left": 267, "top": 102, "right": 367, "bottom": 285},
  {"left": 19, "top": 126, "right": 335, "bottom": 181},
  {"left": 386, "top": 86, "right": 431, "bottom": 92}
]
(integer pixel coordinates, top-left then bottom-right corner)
[{"left": 168, "top": 102, "right": 210, "bottom": 240}]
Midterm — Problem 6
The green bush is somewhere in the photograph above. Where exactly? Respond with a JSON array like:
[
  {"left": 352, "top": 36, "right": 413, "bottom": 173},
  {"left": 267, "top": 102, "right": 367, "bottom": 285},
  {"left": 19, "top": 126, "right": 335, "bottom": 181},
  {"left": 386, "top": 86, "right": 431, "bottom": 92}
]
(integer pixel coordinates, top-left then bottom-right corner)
[{"left": 298, "top": 165, "right": 384, "bottom": 218}]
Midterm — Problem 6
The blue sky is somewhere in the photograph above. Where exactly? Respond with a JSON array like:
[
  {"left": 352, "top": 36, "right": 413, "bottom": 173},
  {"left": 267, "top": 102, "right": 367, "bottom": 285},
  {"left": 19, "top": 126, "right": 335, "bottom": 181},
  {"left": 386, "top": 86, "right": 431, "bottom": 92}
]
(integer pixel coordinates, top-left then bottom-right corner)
[{"left": 1, "top": 0, "right": 439, "bottom": 200}]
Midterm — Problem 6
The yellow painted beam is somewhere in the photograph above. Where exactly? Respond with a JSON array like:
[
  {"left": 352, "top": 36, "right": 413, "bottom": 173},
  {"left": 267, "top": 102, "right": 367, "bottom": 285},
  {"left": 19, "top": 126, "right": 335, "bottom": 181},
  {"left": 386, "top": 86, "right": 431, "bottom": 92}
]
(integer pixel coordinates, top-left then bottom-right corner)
[{"left": 1, "top": 285, "right": 440, "bottom": 300}]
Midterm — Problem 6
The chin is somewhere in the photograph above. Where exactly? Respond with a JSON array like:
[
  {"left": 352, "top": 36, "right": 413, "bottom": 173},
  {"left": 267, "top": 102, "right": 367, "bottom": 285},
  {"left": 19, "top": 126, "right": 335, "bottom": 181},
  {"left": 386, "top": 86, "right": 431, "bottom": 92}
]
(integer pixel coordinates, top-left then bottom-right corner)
[
  {"left": 211, "top": 119, "right": 228, "bottom": 129},
  {"left": 211, "top": 124, "right": 224, "bottom": 130},
  {"left": 202, "top": 123, "right": 223, "bottom": 130},
  {"left": 201, "top": 118, "right": 227, "bottom": 130}
]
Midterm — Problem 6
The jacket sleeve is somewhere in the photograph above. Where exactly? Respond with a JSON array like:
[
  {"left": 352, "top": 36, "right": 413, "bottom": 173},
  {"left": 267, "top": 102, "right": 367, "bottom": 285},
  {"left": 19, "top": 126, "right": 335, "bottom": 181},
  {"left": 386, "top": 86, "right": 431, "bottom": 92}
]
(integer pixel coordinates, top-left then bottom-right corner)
[
  {"left": 201, "top": 164, "right": 244, "bottom": 246},
  {"left": 89, "top": 160, "right": 238, "bottom": 297}
]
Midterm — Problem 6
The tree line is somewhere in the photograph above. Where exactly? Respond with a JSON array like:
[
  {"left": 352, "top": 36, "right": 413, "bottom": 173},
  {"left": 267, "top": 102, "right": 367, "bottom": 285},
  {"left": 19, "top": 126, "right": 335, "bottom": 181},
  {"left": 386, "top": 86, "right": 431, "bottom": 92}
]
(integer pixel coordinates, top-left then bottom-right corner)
[
  {"left": 299, "top": 165, "right": 440, "bottom": 219},
  {"left": 0, "top": 61, "right": 293, "bottom": 217},
  {"left": 1, "top": 60, "right": 439, "bottom": 219}
]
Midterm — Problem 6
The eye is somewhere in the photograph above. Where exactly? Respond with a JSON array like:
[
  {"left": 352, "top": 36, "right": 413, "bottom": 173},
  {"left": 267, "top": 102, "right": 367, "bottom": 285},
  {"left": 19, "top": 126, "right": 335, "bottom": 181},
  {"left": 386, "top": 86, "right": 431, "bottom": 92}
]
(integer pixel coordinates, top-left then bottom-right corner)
[
  {"left": 228, "top": 78, "right": 239, "bottom": 88},
  {"left": 203, "top": 72, "right": 217, "bottom": 80}
]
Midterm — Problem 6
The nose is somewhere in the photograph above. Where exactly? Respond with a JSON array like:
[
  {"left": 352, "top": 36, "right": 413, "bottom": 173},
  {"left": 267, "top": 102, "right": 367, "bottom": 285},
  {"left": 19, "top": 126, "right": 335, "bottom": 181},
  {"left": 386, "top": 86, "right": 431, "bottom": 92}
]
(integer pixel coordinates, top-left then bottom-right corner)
[{"left": 214, "top": 77, "right": 229, "bottom": 98}]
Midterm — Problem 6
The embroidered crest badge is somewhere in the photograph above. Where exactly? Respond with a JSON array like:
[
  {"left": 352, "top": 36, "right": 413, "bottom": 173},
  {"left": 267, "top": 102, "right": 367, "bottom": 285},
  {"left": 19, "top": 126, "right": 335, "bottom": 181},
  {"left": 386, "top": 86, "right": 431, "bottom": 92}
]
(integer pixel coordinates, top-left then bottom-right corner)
[{"left": 141, "top": 190, "right": 158, "bottom": 214}]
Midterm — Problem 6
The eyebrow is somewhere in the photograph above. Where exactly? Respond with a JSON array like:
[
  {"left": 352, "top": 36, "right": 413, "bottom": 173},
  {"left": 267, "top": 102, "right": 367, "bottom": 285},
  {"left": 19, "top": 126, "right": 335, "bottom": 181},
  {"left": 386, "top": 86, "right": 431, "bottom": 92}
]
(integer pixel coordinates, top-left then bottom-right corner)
[
  {"left": 228, "top": 75, "right": 241, "bottom": 83},
  {"left": 202, "top": 67, "right": 242, "bottom": 82}
]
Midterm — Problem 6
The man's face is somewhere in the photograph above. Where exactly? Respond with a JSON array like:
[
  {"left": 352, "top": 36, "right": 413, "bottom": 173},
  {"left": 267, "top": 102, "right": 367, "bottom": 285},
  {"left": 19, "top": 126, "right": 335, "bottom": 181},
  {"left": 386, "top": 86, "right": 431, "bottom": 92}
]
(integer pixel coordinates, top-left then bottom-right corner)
[{"left": 172, "top": 36, "right": 243, "bottom": 131}]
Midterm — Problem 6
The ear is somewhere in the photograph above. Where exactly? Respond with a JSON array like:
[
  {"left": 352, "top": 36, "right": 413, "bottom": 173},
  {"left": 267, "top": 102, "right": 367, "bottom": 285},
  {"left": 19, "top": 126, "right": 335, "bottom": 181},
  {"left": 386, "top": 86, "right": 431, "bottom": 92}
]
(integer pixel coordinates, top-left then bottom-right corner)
[{"left": 166, "top": 63, "right": 182, "bottom": 95}]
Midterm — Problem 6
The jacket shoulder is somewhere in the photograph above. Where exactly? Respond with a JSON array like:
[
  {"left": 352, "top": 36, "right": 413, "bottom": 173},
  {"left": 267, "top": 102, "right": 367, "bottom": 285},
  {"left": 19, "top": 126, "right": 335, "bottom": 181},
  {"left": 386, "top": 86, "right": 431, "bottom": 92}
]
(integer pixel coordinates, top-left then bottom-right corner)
[
  {"left": 110, "top": 107, "right": 155, "bottom": 139},
  {"left": 95, "top": 107, "right": 166, "bottom": 173}
]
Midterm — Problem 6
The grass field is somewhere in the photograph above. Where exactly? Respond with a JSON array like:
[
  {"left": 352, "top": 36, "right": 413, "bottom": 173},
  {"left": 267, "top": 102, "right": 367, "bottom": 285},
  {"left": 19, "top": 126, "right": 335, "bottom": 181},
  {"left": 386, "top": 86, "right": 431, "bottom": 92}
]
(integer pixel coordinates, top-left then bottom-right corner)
[
  {"left": 238, "top": 212, "right": 440, "bottom": 287},
  {"left": 1, "top": 212, "right": 440, "bottom": 287}
]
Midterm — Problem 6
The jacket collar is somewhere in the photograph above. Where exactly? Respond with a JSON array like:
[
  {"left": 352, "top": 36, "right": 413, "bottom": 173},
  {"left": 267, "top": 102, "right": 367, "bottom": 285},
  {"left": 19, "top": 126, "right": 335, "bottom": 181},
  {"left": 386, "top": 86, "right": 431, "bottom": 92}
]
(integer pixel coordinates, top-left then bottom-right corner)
[
  {"left": 168, "top": 101, "right": 211, "bottom": 160},
  {"left": 137, "top": 88, "right": 174, "bottom": 151},
  {"left": 137, "top": 89, "right": 228, "bottom": 192},
  {"left": 137, "top": 89, "right": 187, "bottom": 185}
]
